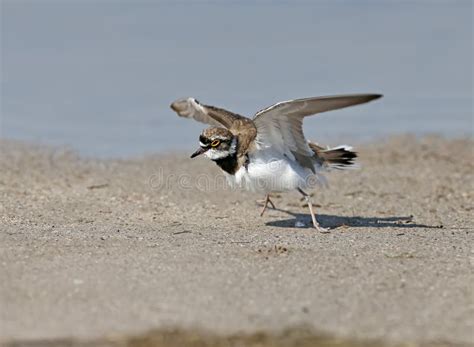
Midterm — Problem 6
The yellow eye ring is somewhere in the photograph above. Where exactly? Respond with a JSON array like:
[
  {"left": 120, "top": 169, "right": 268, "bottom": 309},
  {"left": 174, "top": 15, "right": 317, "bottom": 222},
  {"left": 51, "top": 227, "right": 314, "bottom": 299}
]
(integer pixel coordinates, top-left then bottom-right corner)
[{"left": 211, "top": 140, "right": 220, "bottom": 147}]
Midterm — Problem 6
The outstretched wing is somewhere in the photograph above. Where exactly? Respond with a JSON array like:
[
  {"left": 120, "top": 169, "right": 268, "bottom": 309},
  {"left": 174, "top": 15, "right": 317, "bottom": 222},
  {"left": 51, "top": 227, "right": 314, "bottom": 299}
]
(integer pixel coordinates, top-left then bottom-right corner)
[
  {"left": 253, "top": 94, "right": 382, "bottom": 172},
  {"left": 170, "top": 97, "right": 247, "bottom": 129}
]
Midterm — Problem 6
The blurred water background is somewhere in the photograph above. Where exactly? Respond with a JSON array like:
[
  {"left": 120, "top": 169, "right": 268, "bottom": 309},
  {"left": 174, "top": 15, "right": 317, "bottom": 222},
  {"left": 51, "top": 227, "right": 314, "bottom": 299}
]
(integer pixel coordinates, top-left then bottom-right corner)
[{"left": 1, "top": 1, "right": 472, "bottom": 158}]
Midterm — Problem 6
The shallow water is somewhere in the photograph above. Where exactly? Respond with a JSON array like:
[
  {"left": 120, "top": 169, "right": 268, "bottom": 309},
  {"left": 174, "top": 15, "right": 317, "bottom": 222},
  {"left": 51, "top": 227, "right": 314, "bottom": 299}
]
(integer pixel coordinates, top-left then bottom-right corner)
[{"left": 1, "top": 1, "right": 472, "bottom": 158}]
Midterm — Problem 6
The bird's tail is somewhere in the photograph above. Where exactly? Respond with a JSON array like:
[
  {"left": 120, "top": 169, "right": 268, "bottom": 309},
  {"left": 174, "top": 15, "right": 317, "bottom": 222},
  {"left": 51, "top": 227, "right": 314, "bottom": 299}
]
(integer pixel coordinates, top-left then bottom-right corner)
[{"left": 309, "top": 142, "right": 358, "bottom": 170}]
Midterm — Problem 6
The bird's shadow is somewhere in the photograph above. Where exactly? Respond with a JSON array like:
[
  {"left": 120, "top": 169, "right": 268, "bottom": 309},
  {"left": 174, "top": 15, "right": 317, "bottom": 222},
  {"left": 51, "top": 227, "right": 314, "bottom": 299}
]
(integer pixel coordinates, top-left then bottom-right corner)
[{"left": 265, "top": 207, "right": 441, "bottom": 230}]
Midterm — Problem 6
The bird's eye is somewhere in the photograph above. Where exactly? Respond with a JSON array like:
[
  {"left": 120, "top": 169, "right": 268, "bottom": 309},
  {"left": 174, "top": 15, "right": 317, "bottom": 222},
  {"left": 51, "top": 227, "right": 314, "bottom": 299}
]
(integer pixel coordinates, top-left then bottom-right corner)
[{"left": 211, "top": 140, "right": 220, "bottom": 147}]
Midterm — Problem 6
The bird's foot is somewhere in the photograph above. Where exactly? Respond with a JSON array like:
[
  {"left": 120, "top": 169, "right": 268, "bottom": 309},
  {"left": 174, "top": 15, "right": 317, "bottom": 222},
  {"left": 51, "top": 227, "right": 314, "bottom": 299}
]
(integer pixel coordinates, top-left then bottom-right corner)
[
  {"left": 313, "top": 223, "right": 330, "bottom": 233},
  {"left": 257, "top": 194, "right": 276, "bottom": 216}
]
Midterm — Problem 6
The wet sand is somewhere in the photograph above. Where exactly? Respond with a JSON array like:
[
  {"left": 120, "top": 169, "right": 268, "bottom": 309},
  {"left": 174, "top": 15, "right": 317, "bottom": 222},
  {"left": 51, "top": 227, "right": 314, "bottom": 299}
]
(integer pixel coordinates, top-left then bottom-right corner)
[{"left": 0, "top": 135, "right": 473, "bottom": 347}]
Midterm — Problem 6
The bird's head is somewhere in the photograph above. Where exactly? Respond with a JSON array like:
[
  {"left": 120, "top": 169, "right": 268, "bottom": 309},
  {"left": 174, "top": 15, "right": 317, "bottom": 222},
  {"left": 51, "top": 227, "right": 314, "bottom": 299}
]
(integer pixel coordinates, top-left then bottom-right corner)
[{"left": 190, "top": 127, "right": 237, "bottom": 161}]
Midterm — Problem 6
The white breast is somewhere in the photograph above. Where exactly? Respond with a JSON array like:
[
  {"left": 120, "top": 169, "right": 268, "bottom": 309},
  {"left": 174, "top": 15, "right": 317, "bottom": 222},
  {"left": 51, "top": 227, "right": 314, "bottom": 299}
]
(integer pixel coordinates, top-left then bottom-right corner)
[{"left": 225, "top": 148, "right": 325, "bottom": 193}]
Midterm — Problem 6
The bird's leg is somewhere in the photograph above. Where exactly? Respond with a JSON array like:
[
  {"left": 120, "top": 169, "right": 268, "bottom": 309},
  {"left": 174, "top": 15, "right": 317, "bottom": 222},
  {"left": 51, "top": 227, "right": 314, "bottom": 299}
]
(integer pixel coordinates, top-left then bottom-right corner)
[
  {"left": 297, "top": 188, "right": 329, "bottom": 232},
  {"left": 258, "top": 194, "right": 276, "bottom": 216}
]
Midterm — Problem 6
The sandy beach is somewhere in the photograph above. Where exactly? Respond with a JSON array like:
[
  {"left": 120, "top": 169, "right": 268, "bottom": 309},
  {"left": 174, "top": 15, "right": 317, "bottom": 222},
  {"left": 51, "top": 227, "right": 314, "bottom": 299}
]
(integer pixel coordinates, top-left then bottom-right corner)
[{"left": 0, "top": 135, "right": 473, "bottom": 347}]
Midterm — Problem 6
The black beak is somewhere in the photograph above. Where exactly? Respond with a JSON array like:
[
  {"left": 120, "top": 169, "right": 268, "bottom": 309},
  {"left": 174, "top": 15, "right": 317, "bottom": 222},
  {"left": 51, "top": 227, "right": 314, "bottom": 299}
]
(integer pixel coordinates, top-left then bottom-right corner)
[{"left": 190, "top": 147, "right": 208, "bottom": 158}]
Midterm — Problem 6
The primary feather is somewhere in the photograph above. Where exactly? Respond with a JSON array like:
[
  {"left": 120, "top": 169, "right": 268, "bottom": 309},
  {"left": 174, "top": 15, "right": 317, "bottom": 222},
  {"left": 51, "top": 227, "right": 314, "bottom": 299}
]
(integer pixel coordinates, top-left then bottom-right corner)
[
  {"left": 170, "top": 97, "right": 245, "bottom": 128},
  {"left": 252, "top": 94, "right": 382, "bottom": 172}
]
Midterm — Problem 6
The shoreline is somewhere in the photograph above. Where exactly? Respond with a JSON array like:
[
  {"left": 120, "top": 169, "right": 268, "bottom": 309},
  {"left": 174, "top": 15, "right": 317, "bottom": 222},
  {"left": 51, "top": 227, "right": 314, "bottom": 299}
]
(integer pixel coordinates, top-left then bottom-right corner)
[{"left": 1, "top": 132, "right": 471, "bottom": 161}]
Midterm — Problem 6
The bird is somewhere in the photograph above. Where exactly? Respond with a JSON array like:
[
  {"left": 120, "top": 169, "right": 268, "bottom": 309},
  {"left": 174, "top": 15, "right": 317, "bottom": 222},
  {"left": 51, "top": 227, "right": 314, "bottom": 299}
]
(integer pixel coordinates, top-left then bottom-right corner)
[{"left": 170, "top": 94, "right": 382, "bottom": 231}]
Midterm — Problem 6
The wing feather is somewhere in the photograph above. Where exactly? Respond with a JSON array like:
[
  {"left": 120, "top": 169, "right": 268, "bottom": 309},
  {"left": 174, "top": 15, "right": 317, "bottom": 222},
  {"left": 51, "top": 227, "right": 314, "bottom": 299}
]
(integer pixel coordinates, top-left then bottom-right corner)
[
  {"left": 253, "top": 94, "right": 382, "bottom": 172},
  {"left": 170, "top": 97, "right": 246, "bottom": 129}
]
